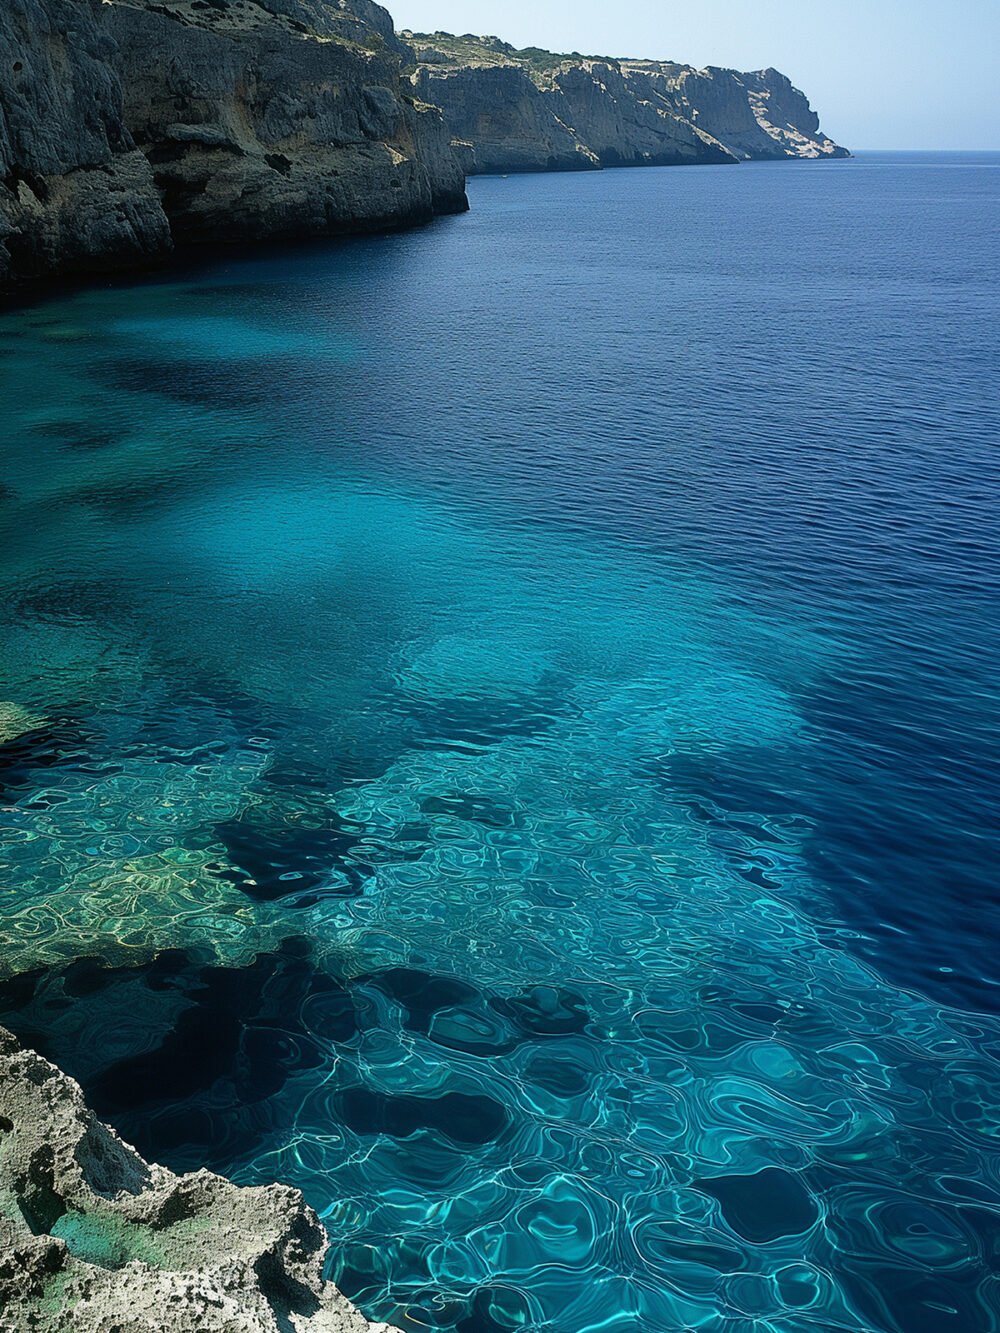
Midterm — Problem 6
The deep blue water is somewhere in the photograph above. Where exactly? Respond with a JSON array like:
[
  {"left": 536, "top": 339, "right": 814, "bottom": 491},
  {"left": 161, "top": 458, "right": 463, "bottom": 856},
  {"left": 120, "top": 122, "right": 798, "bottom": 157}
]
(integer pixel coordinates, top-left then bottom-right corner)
[{"left": 1, "top": 152, "right": 999, "bottom": 1332}]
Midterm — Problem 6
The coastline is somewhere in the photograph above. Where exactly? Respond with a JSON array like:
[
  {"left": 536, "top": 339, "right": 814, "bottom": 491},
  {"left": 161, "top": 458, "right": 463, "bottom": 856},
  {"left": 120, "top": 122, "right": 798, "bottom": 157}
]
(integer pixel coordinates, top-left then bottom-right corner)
[
  {"left": 0, "top": 8, "right": 860, "bottom": 1329},
  {"left": 0, "top": 3, "right": 844, "bottom": 298},
  {"left": 0, "top": 1025, "right": 390, "bottom": 1333}
]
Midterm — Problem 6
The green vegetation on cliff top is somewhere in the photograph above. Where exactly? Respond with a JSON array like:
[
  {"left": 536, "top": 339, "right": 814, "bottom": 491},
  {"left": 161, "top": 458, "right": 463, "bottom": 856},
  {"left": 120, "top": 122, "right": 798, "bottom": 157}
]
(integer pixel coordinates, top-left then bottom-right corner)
[{"left": 402, "top": 30, "right": 619, "bottom": 77}]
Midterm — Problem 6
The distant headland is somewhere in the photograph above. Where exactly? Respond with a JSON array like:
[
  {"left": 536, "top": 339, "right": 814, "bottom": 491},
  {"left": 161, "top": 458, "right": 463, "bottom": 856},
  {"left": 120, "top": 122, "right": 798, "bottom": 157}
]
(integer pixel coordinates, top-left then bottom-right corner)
[
  {"left": 0, "top": 1, "right": 847, "bottom": 293},
  {"left": 406, "top": 31, "right": 848, "bottom": 175}
]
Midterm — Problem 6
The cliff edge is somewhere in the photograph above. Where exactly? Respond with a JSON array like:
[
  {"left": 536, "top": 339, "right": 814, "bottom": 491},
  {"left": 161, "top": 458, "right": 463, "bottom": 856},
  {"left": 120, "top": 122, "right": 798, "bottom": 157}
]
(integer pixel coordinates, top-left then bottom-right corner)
[
  {"left": 405, "top": 32, "right": 848, "bottom": 174},
  {"left": 0, "top": 0, "right": 468, "bottom": 289},
  {"left": 0, "top": 0, "right": 171, "bottom": 287},
  {"left": 105, "top": 0, "right": 468, "bottom": 246},
  {"left": 0, "top": 6, "right": 847, "bottom": 289},
  {"left": 0, "top": 1026, "right": 389, "bottom": 1333}
]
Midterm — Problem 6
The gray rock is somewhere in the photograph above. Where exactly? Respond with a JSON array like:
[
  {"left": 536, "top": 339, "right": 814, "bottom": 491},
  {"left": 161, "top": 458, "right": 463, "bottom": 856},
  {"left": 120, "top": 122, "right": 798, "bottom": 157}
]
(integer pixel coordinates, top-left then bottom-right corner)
[
  {"left": 0, "top": 1026, "right": 391, "bottom": 1333},
  {"left": 103, "top": 0, "right": 467, "bottom": 245},
  {"left": 0, "top": 0, "right": 171, "bottom": 286},
  {"left": 665, "top": 63, "right": 848, "bottom": 161},
  {"left": 0, "top": 0, "right": 467, "bottom": 290},
  {"left": 743, "top": 66, "right": 849, "bottom": 160},
  {"left": 411, "top": 64, "right": 600, "bottom": 174},
  {"left": 550, "top": 61, "right": 734, "bottom": 168},
  {"left": 410, "top": 60, "right": 731, "bottom": 174},
  {"left": 404, "top": 33, "right": 849, "bottom": 174}
]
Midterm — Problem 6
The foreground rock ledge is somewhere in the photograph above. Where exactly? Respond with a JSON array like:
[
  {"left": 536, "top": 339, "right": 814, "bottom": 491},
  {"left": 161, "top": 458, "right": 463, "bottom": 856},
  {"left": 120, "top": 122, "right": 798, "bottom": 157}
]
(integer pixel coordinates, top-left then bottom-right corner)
[{"left": 0, "top": 1028, "right": 389, "bottom": 1333}]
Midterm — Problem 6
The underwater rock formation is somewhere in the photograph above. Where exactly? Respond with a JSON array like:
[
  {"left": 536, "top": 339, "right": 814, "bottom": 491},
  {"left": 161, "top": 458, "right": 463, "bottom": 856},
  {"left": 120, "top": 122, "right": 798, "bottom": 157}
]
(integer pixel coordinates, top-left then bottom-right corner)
[
  {"left": 0, "top": 1026, "right": 389, "bottom": 1332},
  {"left": 405, "top": 33, "right": 848, "bottom": 173}
]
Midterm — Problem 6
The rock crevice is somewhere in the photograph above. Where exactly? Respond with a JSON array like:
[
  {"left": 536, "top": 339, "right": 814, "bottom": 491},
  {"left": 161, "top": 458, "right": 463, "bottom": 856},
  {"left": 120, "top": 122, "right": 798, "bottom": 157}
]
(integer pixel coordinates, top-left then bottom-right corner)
[
  {"left": 0, "top": 0, "right": 468, "bottom": 289},
  {"left": 0, "top": 1026, "right": 388, "bottom": 1333}
]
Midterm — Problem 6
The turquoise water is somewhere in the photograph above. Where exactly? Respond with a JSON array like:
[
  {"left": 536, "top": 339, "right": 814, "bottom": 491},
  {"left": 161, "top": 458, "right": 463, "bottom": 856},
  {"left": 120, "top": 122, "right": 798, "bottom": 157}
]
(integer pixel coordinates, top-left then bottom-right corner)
[{"left": 1, "top": 153, "right": 999, "bottom": 1332}]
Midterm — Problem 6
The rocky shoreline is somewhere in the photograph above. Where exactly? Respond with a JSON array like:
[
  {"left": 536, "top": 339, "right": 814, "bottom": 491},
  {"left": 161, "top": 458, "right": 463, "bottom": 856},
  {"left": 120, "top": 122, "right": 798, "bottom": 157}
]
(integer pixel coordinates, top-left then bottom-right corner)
[
  {"left": 0, "top": 3, "right": 847, "bottom": 290},
  {"left": 405, "top": 33, "right": 848, "bottom": 174},
  {"left": 0, "top": 0, "right": 468, "bottom": 290},
  {"left": 0, "top": 1026, "right": 387, "bottom": 1332}
]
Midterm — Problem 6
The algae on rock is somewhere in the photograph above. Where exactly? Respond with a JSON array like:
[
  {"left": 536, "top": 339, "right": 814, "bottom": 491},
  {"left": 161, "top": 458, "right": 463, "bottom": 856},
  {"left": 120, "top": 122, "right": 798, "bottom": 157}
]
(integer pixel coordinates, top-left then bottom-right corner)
[{"left": 0, "top": 1027, "right": 391, "bottom": 1331}]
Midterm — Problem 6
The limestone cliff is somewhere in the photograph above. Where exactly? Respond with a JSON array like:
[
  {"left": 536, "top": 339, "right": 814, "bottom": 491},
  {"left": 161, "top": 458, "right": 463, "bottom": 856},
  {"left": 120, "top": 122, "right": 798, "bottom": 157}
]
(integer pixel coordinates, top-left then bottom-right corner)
[
  {"left": 411, "top": 64, "right": 601, "bottom": 175},
  {"left": 105, "top": 0, "right": 468, "bottom": 245},
  {"left": 0, "top": 1026, "right": 389, "bottom": 1333},
  {"left": 0, "top": 0, "right": 171, "bottom": 287},
  {"left": 0, "top": 0, "right": 467, "bottom": 290},
  {"left": 405, "top": 32, "right": 848, "bottom": 174},
  {"left": 664, "top": 64, "right": 847, "bottom": 161},
  {"left": 0, "top": 6, "right": 848, "bottom": 288}
]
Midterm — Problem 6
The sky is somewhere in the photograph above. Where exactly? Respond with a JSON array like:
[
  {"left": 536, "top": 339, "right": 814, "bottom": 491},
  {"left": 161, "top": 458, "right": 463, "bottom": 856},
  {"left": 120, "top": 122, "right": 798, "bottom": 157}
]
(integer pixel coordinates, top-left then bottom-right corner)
[{"left": 389, "top": 0, "right": 1000, "bottom": 151}]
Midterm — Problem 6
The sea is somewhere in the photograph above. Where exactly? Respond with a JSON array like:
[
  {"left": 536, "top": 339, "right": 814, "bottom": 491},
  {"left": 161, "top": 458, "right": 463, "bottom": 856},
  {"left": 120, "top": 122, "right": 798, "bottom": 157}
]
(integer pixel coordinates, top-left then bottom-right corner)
[{"left": 0, "top": 151, "right": 998, "bottom": 1332}]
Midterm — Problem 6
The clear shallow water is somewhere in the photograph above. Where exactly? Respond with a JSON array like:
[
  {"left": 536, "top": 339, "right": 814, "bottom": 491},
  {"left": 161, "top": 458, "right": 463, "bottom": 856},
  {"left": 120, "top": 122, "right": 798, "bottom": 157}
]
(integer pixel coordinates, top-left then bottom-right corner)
[{"left": 0, "top": 152, "right": 998, "bottom": 1331}]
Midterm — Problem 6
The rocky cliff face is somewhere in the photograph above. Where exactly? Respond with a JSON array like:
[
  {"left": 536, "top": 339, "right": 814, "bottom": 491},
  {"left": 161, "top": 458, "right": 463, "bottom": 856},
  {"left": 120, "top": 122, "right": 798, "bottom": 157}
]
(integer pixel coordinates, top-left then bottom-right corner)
[
  {"left": 743, "top": 67, "right": 846, "bottom": 159},
  {"left": 410, "top": 52, "right": 734, "bottom": 174},
  {"left": 0, "top": 1026, "right": 389, "bottom": 1332},
  {"left": 0, "top": 0, "right": 467, "bottom": 289},
  {"left": 411, "top": 64, "right": 599, "bottom": 175},
  {"left": 664, "top": 64, "right": 847, "bottom": 161},
  {"left": 105, "top": 0, "right": 467, "bottom": 245},
  {"left": 550, "top": 61, "right": 735, "bottom": 167},
  {"left": 405, "top": 33, "right": 848, "bottom": 174},
  {"left": 0, "top": 0, "right": 171, "bottom": 287},
  {"left": 0, "top": 7, "right": 849, "bottom": 289},
  {"left": 0, "top": 7, "right": 848, "bottom": 289}
]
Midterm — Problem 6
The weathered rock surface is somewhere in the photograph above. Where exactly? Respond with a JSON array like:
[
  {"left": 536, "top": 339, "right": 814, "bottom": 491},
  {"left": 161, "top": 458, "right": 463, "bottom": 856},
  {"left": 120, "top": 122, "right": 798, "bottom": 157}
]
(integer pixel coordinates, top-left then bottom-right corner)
[
  {"left": 0, "top": 1026, "right": 390, "bottom": 1332},
  {"left": 105, "top": 0, "right": 468, "bottom": 245},
  {"left": 0, "top": 0, "right": 467, "bottom": 290},
  {"left": 405, "top": 32, "right": 848, "bottom": 174},
  {"left": 0, "top": 0, "right": 171, "bottom": 287},
  {"left": 0, "top": 6, "right": 847, "bottom": 287},
  {"left": 412, "top": 63, "right": 602, "bottom": 175},
  {"left": 665, "top": 63, "right": 847, "bottom": 161},
  {"left": 410, "top": 59, "right": 731, "bottom": 174}
]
